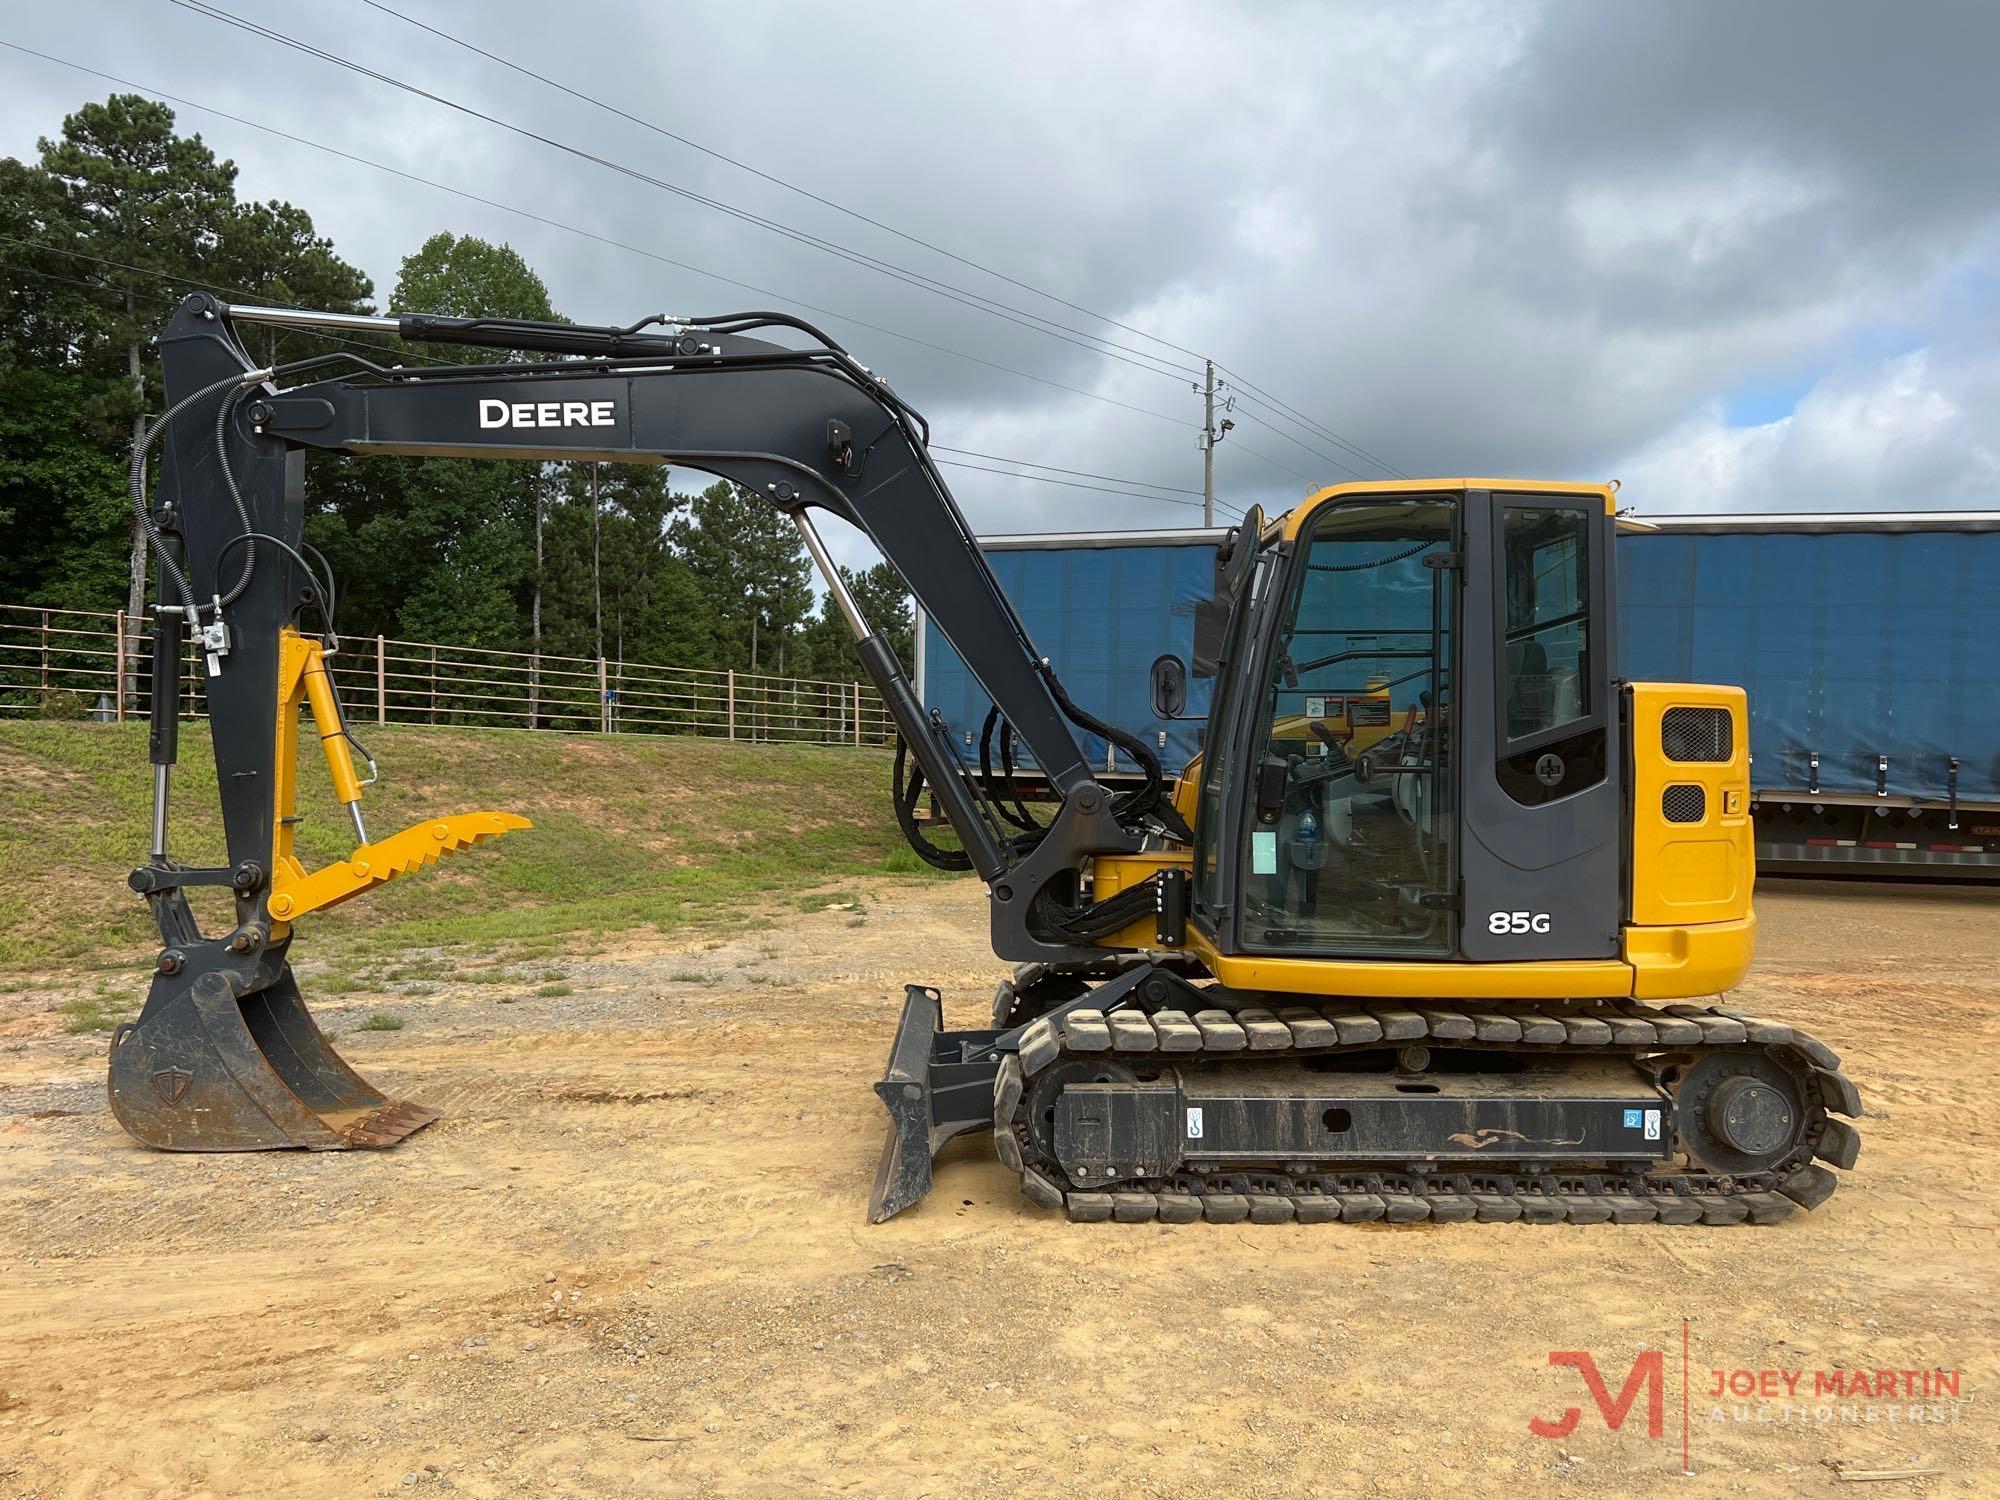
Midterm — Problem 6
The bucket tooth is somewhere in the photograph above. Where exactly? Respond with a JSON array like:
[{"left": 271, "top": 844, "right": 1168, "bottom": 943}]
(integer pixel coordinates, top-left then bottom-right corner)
[{"left": 109, "top": 961, "right": 437, "bottom": 1153}]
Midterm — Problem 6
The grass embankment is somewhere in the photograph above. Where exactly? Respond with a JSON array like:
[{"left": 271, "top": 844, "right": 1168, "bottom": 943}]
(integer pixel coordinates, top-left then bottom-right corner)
[{"left": 0, "top": 721, "right": 949, "bottom": 1019}]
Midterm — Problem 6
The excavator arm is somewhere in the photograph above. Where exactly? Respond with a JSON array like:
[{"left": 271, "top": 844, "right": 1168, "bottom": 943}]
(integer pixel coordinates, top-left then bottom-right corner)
[{"left": 111, "top": 293, "right": 1179, "bottom": 1183}]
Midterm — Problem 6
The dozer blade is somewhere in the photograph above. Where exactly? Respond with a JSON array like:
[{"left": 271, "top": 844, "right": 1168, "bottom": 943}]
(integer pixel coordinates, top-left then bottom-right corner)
[
  {"left": 108, "top": 960, "right": 436, "bottom": 1152},
  {"left": 867, "top": 985, "right": 1003, "bottom": 1223}
]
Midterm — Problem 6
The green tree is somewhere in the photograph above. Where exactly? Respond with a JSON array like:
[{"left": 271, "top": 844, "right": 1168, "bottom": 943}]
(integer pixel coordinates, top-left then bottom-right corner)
[
  {"left": 670, "top": 480, "right": 814, "bottom": 671},
  {"left": 795, "top": 560, "right": 912, "bottom": 682},
  {"left": 213, "top": 197, "right": 372, "bottom": 363},
  {"left": 849, "top": 561, "right": 914, "bottom": 669},
  {"left": 0, "top": 155, "right": 132, "bottom": 612},
  {"left": 0, "top": 95, "right": 367, "bottom": 647},
  {"left": 542, "top": 462, "right": 714, "bottom": 668},
  {"left": 39, "top": 95, "right": 245, "bottom": 636},
  {"left": 306, "top": 233, "right": 556, "bottom": 649}
]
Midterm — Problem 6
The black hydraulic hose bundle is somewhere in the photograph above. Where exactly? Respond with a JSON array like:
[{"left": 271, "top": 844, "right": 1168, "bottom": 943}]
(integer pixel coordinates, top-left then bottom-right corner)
[
  {"left": 1031, "top": 873, "right": 1160, "bottom": 944},
  {"left": 977, "top": 706, "right": 1045, "bottom": 834},
  {"left": 1042, "top": 665, "right": 1166, "bottom": 825},
  {"left": 129, "top": 369, "right": 259, "bottom": 612},
  {"left": 892, "top": 734, "right": 974, "bottom": 872},
  {"left": 133, "top": 352, "right": 382, "bottom": 778}
]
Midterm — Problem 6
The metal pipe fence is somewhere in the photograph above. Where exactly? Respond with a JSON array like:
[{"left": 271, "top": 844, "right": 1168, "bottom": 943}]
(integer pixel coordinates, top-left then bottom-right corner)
[{"left": 0, "top": 602, "right": 895, "bottom": 747}]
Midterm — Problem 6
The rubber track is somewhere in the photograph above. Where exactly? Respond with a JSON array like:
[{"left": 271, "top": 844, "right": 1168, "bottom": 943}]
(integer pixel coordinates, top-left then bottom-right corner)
[{"left": 994, "top": 996, "right": 1861, "bottom": 1227}]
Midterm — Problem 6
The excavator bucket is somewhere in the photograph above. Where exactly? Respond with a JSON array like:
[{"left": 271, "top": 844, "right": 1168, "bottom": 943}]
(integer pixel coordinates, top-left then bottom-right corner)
[
  {"left": 108, "top": 960, "right": 436, "bottom": 1151},
  {"left": 109, "top": 808, "right": 527, "bottom": 1153}
]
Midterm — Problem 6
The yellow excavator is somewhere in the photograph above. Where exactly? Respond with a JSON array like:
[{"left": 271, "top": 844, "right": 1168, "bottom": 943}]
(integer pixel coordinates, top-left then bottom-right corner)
[{"left": 107, "top": 294, "right": 1860, "bottom": 1225}]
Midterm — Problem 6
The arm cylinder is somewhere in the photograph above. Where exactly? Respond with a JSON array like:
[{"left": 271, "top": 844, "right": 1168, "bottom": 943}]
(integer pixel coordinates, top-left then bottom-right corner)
[{"left": 789, "top": 510, "right": 1005, "bottom": 879}]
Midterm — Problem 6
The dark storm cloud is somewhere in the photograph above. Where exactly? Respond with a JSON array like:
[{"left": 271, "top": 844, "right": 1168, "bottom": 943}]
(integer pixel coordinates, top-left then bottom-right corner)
[{"left": 4, "top": 0, "right": 1996, "bottom": 543}]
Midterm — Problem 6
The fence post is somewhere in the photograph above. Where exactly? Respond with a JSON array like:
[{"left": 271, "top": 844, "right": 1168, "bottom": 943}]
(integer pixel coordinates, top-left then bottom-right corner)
[
  {"left": 853, "top": 682, "right": 862, "bottom": 745},
  {"left": 39, "top": 609, "right": 50, "bottom": 695},
  {"left": 115, "top": 610, "right": 128, "bottom": 722},
  {"left": 376, "top": 635, "right": 387, "bottom": 724},
  {"left": 726, "top": 669, "right": 736, "bottom": 739},
  {"left": 597, "top": 656, "right": 609, "bottom": 733},
  {"left": 429, "top": 645, "right": 438, "bottom": 725}
]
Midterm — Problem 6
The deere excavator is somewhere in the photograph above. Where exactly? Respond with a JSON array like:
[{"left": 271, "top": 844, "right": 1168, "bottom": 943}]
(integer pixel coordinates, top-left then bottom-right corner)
[{"left": 108, "top": 293, "right": 1862, "bottom": 1226}]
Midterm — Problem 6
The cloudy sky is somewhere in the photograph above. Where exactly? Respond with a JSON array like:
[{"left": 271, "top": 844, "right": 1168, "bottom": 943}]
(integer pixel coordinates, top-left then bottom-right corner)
[{"left": 5, "top": 0, "right": 1997, "bottom": 571}]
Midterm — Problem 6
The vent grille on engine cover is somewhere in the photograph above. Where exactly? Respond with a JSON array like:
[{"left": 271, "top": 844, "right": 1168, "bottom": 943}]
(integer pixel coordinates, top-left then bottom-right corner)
[
  {"left": 1662, "top": 706, "right": 1732, "bottom": 762},
  {"left": 1661, "top": 784, "right": 1706, "bottom": 823}
]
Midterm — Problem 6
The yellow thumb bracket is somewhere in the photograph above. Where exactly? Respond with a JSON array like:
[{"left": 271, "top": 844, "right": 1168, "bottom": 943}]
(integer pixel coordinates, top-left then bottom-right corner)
[{"left": 268, "top": 811, "right": 532, "bottom": 920}]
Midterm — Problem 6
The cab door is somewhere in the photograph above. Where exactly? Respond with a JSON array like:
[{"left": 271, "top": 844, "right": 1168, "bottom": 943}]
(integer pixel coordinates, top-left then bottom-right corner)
[
  {"left": 1457, "top": 490, "right": 1623, "bottom": 960},
  {"left": 1224, "top": 495, "right": 1460, "bottom": 958}
]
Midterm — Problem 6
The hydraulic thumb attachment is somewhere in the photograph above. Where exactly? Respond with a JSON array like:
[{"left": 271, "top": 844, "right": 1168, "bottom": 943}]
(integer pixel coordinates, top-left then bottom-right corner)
[{"left": 110, "top": 621, "right": 529, "bottom": 1151}]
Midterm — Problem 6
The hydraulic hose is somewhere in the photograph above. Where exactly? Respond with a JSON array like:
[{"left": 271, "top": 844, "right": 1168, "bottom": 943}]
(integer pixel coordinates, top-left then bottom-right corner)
[
  {"left": 977, "top": 706, "right": 1044, "bottom": 834},
  {"left": 129, "top": 370, "right": 262, "bottom": 611},
  {"left": 212, "top": 386, "right": 257, "bottom": 605},
  {"left": 892, "top": 735, "right": 973, "bottom": 872},
  {"left": 1031, "top": 874, "right": 1160, "bottom": 944}
]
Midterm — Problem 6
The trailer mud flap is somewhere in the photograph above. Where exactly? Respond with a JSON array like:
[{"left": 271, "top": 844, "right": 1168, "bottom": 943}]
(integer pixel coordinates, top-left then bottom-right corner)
[
  {"left": 867, "top": 985, "right": 1003, "bottom": 1223},
  {"left": 108, "top": 960, "right": 436, "bottom": 1151}
]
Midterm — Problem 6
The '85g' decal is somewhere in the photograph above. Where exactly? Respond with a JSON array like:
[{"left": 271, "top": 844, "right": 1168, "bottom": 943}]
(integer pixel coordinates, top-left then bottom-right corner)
[{"left": 1488, "top": 910, "right": 1552, "bottom": 935}]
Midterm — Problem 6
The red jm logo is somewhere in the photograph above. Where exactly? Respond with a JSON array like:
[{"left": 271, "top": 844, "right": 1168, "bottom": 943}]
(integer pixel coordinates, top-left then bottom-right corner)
[{"left": 1530, "top": 1351, "right": 1666, "bottom": 1440}]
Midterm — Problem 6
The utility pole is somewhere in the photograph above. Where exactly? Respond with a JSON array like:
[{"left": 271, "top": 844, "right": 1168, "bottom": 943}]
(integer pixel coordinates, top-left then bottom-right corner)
[
  {"left": 1198, "top": 359, "right": 1234, "bottom": 527},
  {"left": 591, "top": 462, "right": 603, "bottom": 659}
]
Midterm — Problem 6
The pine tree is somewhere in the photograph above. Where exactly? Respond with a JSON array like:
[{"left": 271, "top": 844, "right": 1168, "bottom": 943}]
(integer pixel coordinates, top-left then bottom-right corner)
[
  {"left": 307, "top": 233, "right": 556, "bottom": 650},
  {"left": 669, "top": 480, "right": 814, "bottom": 672}
]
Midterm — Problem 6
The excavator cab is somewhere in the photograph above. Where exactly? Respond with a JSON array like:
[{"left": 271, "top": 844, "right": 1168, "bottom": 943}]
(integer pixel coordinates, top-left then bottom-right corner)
[{"left": 1191, "top": 483, "right": 1621, "bottom": 969}]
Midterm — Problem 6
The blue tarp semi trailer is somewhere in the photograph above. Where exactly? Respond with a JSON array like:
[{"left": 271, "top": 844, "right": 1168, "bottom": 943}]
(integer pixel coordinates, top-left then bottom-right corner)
[
  {"left": 917, "top": 511, "right": 2000, "bottom": 880},
  {"left": 914, "top": 527, "right": 1222, "bottom": 779}
]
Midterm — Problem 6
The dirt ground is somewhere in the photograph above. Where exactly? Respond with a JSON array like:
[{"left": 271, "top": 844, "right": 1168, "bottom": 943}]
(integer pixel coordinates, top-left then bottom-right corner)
[{"left": 0, "top": 878, "right": 1993, "bottom": 1498}]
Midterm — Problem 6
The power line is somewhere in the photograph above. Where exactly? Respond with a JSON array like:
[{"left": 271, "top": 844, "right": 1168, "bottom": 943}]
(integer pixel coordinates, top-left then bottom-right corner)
[
  {"left": 357, "top": 0, "right": 1405, "bottom": 479},
  {"left": 1230, "top": 404, "right": 1371, "bottom": 484},
  {"left": 936, "top": 459, "right": 1225, "bottom": 513},
  {"left": 170, "top": 0, "right": 1203, "bottom": 387},
  {"left": 0, "top": 41, "right": 1200, "bottom": 434},
  {"left": 1217, "top": 365, "right": 1409, "bottom": 478},
  {"left": 1, "top": 42, "right": 1295, "bottom": 524},
  {"left": 1226, "top": 438, "right": 1312, "bottom": 485},
  {"left": 931, "top": 446, "right": 1203, "bottom": 497},
  {"left": 10, "top": 34, "right": 1390, "bottom": 503},
  {"left": 357, "top": 0, "right": 1216, "bottom": 368}
]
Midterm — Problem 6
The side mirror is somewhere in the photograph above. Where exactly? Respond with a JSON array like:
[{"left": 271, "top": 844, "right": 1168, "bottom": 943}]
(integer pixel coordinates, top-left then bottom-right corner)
[
  {"left": 1149, "top": 653, "right": 1189, "bottom": 719},
  {"left": 1218, "top": 504, "right": 1265, "bottom": 592}
]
